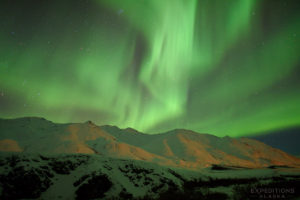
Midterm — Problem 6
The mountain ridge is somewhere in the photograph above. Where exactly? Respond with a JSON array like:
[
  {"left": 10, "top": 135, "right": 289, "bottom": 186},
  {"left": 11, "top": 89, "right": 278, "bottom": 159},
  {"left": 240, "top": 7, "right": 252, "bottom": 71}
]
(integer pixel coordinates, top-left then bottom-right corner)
[{"left": 0, "top": 117, "right": 299, "bottom": 169}]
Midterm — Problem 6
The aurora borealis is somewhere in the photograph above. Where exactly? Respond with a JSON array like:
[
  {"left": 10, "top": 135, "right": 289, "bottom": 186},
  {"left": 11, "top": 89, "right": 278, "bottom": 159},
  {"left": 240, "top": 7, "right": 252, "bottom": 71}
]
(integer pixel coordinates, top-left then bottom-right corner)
[{"left": 0, "top": 0, "right": 299, "bottom": 137}]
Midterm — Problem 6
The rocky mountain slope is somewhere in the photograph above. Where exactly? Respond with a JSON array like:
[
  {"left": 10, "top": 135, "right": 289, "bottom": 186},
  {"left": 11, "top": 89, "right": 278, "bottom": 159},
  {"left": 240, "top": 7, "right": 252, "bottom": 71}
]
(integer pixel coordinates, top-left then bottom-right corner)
[
  {"left": 0, "top": 117, "right": 299, "bottom": 169},
  {"left": 1, "top": 152, "right": 299, "bottom": 200}
]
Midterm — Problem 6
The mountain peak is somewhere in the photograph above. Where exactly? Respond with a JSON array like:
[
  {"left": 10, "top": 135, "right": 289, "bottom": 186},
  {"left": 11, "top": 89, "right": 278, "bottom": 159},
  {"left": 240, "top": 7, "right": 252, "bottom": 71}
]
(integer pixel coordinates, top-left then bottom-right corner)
[
  {"left": 165, "top": 128, "right": 198, "bottom": 134},
  {"left": 85, "top": 120, "right": 96, "bottom": 126},
  {"left": 123, "top": 127, "right": 142, "bottom": 134},
  {"left": 0, "top": 117, "right": 54, "bottom": 126},
  {"left": 0, "top": 117, "right": 299, "bottom": 169},
  {"left": 0, "top": 116, "right": 49, "bottom": 121}
]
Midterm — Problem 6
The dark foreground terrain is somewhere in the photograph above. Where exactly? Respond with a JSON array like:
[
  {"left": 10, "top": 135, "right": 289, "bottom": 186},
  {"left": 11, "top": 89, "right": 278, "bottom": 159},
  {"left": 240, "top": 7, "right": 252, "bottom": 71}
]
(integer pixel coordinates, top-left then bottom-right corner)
[{"left": 0, "top": 153, "right": 299, "bottom": 200}]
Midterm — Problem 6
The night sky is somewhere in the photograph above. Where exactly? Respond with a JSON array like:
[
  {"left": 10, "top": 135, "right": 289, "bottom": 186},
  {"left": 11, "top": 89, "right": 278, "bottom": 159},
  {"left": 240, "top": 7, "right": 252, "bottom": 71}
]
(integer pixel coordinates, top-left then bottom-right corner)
[{"left": 0, "top": 0, "right": 299, "bottom": 137}]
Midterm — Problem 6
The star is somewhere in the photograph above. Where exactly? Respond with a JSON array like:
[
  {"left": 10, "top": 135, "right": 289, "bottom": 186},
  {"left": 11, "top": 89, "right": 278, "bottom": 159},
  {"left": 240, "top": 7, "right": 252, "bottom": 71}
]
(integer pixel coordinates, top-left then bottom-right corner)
[{"left": 117, "top": 9, "right": 124, "bottom": 15}]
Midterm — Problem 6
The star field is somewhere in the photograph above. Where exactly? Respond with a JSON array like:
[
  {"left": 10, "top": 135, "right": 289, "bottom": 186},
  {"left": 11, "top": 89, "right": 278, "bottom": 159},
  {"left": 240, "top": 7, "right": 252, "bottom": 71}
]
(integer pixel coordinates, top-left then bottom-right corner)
[{"left": 0, "top": 0, "right": 300, "bottom": 137}]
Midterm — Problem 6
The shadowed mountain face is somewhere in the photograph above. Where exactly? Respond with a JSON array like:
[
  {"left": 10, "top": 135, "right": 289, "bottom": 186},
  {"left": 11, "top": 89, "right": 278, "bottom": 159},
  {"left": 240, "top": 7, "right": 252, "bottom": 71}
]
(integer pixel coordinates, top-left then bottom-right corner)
[
  {"left": 1, "top": 152, "right": 299, "bottom": 200},
  {"left": 0, "top": 117, "right": 299, "bottom": 169}
]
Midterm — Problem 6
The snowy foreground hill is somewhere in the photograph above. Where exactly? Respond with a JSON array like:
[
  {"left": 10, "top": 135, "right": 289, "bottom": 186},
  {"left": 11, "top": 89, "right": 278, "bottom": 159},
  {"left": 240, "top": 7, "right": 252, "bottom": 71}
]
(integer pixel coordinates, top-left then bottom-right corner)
[{"left": 0, "top": 117, "right": 300, "bottom": 199}]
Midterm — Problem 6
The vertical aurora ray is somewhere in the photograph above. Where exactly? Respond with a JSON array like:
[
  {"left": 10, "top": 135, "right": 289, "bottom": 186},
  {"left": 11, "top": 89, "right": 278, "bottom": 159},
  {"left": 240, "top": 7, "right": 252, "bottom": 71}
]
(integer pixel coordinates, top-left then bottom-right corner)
[
  {"left": 97, "top": 0, "right": 256, "bottom": 131},
  {"left": 0, "top": 0, "right": 299, "bottom": 136},
  {"left": 98, "top": 0, "right": 198, "bottom": 130}
]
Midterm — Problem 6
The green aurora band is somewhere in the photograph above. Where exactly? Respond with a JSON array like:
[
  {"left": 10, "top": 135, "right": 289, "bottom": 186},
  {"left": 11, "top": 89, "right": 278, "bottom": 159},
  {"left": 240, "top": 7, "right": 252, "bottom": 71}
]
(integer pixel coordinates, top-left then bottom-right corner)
[{"left": 0, "top": 0, "right": 299, "bottom": 136}]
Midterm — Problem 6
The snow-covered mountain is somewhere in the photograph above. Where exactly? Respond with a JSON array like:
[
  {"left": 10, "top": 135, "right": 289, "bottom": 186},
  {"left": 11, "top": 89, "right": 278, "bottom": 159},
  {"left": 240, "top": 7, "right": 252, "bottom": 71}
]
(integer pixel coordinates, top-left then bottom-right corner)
[
  {"left": 1, "top": 152, "right": 300, "bottom": 200},
  {"left": 0, "top": 117, "right": 299, "bottom": 169}
]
